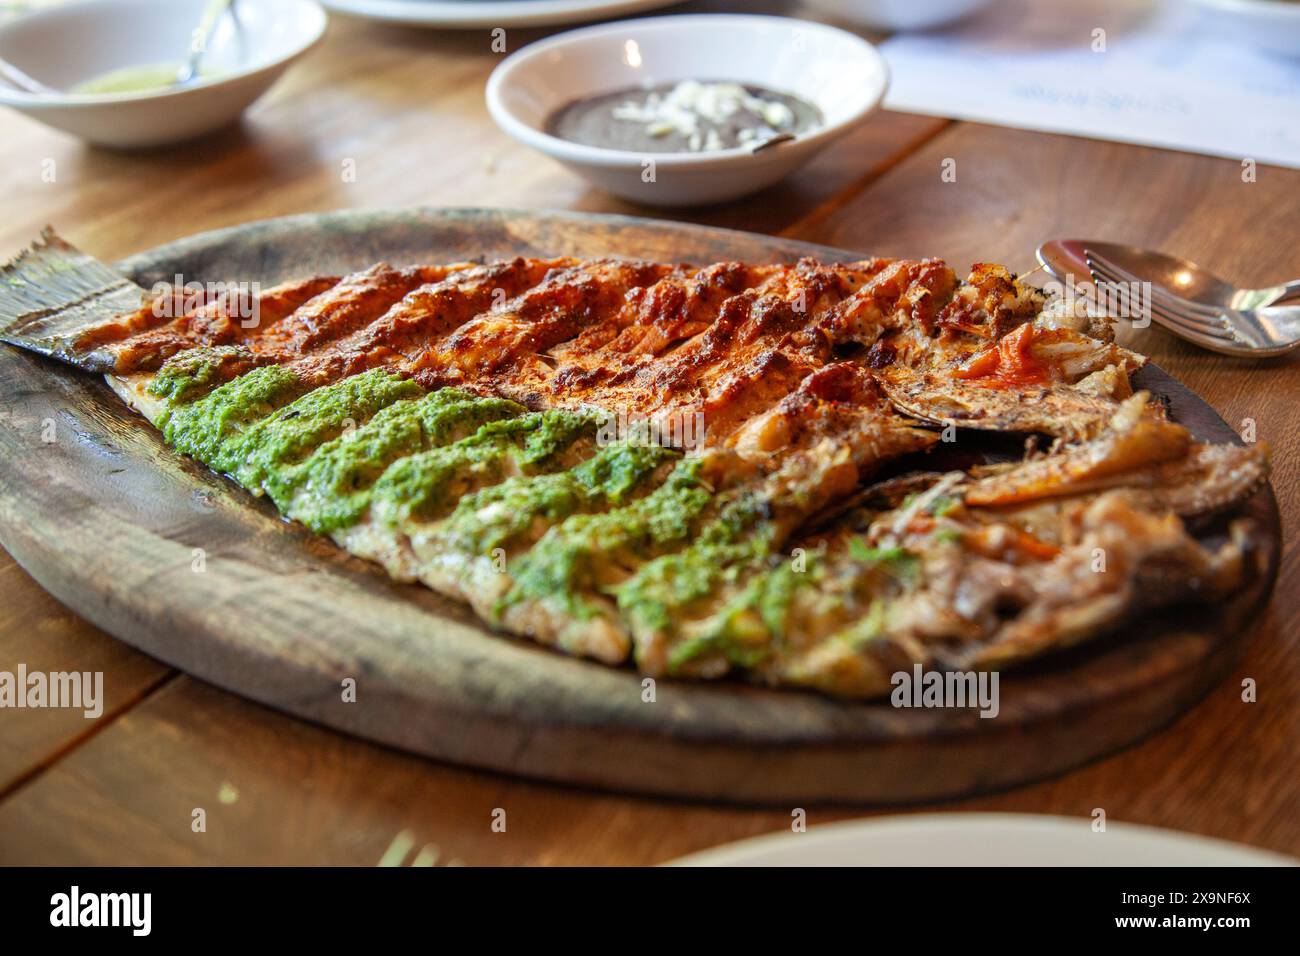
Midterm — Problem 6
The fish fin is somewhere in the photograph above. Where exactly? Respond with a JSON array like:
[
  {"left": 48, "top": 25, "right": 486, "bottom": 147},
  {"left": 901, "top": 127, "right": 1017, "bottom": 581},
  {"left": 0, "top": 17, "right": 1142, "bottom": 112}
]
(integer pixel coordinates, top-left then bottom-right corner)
[{"left": 0, "top": 227, "right": 145, "bottom": 369}]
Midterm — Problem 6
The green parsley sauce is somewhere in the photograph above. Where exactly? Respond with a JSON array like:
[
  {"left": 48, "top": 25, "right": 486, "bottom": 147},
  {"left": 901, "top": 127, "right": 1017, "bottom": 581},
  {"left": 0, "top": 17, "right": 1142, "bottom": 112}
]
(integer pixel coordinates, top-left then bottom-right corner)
[
  {"left": 149, "top": 345, "right": 257, "bottom": 407},
  {"left": 368, "top": 408, "right": 603, "bottom": 528},
  {"left": 225, "top": 369, "right": 422, "bottom": 491},
  {"left": 278, "top": 390, "right": 522, "bottom": 533},
  {"left": 665, "top": 559, "right": 809, "bottom": 672},
  {"left": 153, "top": 364, "right": 753, "bottom": 627},
  {"left": 616, "top": 494, "right": 772, "bottom": 634},
  {"left": 160, "top": 363, "right": 303, "bottom": 466},
  {"left": 72, "top": 61, "right": 224, "bottom": 96},
  {"left": 439, "top": 441, "right": 676, "bottom": 557},
  {"left": 501, "top": 457, "right": 713, "bottom": 619}
]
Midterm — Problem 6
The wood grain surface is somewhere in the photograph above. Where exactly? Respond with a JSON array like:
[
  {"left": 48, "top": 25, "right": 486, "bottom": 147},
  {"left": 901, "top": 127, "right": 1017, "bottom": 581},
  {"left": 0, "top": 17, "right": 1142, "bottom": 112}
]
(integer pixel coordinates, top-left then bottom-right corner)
[{"left": 0, "top": 2, "right": 1296, "bottom": 864}]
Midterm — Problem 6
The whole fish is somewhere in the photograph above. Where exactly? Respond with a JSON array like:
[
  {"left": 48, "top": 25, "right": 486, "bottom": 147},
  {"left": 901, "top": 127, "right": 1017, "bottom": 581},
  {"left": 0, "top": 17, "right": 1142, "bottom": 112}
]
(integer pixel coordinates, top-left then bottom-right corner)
[{"left": 0, "top": 231, "right": 1268, "bottom": 697}]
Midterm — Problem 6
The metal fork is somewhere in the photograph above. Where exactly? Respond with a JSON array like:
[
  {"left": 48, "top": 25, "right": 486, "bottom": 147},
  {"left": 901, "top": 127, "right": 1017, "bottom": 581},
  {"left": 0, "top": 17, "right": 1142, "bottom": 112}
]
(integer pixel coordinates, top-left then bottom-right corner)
[{"left": 1085, "top": 249, "right": 1300, "bottom": 358}]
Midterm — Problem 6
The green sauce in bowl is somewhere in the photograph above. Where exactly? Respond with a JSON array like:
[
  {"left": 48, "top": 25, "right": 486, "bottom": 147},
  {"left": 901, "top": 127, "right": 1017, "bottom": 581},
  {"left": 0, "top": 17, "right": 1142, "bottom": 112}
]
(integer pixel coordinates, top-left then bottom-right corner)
[{"left": 71, "top": 61, "right": 222, "bottom": 96}]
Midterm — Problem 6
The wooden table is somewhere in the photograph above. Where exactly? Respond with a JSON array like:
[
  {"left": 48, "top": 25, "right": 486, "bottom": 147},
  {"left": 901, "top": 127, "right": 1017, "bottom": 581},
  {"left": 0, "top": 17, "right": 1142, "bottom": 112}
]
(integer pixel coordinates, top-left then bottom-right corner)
[{"left": 0, "top": 2, "right": 1296, "bottom": 866}]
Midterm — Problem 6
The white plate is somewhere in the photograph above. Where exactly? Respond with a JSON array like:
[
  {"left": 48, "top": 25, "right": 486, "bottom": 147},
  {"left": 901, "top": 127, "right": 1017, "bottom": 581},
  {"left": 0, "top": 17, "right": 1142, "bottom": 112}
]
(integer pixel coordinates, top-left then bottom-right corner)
[
  {"left": 486, "top": 14, "right": 889, "bottom": 205},
  {"left": 320, "top": 0, "right": 682, "bottom": 29},
  {"left": 1185, "top": 0, "right": 1300, "bottom": 58},
  {"left": 801, "top": 0, "right": 997, "bottom": 32},
  {"left": 670, "top": 814, "right": 1298, "bottom": 866}
]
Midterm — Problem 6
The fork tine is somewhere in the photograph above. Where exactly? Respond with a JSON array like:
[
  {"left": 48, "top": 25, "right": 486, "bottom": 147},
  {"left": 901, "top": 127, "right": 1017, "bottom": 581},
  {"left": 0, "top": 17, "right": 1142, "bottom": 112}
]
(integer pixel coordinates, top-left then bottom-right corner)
[
  {"left": 378, "top": 829, "right": 417, "bottom": 867},
  {"left": 1085, "top": 250, "right": 1299, "bottom": 354},
  {"left": 1137, "top": 277, "right": 1226, "bottom": 321},
  {"left": 1148, "top": 284, "right": 1225, "bottom": 320},
  {"left": 1149, "top": 316, "right": 1255, "bottom": 354},
  {"left": 1084, "top": 251, "right": 1289, "bottom": 353},
  {"left": 1085, "top": 256, "right": 1154, "bottom": 322},
  {"left": 1088, "top": 251, "right": 1225, "bottom": 320},
  {"left": 1149, "top": 304, "right": 1237, "bottom": 340},
  {"left": 1088, "top": 258, "right": 1246, "bottom": 345},
  {"left": 1087, "top": 266, "right": 1151, "bottom": 325},
  {"left": 1132, "top": 289, "right": 1235, "bottom": 335},
  {"left": 1126, "top": 266, "right": 1275, "bottom": 347},
  {"left": 1087, "top": 256, "right": 1224, "bottom": 330}
]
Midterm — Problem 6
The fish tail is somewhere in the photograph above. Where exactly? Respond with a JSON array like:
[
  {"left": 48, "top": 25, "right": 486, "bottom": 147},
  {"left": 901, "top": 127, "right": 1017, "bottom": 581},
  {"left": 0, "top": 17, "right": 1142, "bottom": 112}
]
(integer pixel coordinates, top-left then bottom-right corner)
[{"left": 0, "top": 227, "right": 145, "bottom": 370}]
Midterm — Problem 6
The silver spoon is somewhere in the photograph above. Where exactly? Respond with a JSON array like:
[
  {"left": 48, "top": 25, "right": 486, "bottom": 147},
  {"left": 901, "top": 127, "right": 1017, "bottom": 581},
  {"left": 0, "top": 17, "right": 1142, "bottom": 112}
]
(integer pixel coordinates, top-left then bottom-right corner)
[
  {"left": 1038, "top": 239, "right": 1300, "bottom": 312},
  {"left": 174, "top": 0, "right": 235, "bottom": 87},
  {"left": 0, "top": 56, "right": 58, "bottom": 96}
]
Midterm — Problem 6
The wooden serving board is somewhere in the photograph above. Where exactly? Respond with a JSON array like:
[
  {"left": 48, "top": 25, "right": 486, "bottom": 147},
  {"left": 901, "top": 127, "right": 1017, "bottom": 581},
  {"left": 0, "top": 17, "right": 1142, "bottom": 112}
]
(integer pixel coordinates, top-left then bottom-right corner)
[{"left": 0, "top": 208, "right": 1280, "bottom": 804}]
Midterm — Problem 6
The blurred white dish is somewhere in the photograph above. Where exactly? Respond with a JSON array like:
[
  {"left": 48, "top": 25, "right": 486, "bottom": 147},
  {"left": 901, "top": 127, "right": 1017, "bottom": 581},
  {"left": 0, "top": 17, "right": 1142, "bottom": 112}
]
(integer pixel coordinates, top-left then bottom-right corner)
[
  {"left": 321, "top": 0, "right": 681, "bottom": 29},
  {"left": 670, "top": 813, "right": 1298, "bottom": 866},
  {"left": 800, "top": 0, "right": 998, "bottom": 32},
  {"left": 485, "top": 14, "right": 889, "bottom": 206},
  {"left": 0, "top": 0, "right": 327, "bottom": 148},
  {"left": 1186, "top": 0, "right": 1300, "bottom": 58}
]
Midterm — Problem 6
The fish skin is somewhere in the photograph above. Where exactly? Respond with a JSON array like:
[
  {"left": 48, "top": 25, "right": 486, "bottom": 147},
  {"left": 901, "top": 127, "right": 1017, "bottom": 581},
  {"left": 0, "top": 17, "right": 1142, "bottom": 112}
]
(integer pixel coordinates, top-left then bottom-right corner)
[
  {"left": 878, "top": 370, "right": 1129, "bottom": 439},
  {"left": 962, "top": 392, "right": 1269, "bottom": 517},
  {"left": 963, "top": 392, "right": 1191, "bottom": 505},
  {"left": 877, "top": 321, "right": 1147, "bottom": 440}
]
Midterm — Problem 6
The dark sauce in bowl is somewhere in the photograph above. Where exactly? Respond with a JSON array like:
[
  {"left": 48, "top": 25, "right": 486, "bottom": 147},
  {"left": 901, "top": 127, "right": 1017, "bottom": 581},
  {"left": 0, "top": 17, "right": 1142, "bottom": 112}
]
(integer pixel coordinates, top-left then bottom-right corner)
[{"left": 547, "top": 80, "right": 823, "bottom": 154}]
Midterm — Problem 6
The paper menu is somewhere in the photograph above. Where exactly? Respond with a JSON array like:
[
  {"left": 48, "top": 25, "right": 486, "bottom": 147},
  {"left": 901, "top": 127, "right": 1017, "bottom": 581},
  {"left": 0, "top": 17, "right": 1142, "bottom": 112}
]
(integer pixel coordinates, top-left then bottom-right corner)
[{"left": 878, "top": 0, "right": 1300, "bottom": 169}]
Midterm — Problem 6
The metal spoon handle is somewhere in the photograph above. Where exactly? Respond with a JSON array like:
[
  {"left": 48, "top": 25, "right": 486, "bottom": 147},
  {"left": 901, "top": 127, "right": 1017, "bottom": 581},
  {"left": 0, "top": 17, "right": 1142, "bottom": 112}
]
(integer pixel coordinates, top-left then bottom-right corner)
[
  {"left": 0, "top": 56, "right": 57, "bottom": 95},
  {"left": 176, "top": 0, "right": 234, "bottom": 85}
]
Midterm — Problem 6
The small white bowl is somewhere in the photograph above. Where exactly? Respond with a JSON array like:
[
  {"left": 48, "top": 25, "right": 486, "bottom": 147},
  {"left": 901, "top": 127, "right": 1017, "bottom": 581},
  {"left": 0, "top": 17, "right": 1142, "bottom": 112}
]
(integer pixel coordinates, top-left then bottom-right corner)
[
  {"left": 801, "top": 0, "right": 997, "bottom": 32},
  {"left": 1185, "top": 0, "right": 1300, "bottom": 58},
  {"left": 485, "top": 14, "right": 890, "bottom": 207},
  {"left": 0, "top": 0, "right": 327, "bottom": 149}
]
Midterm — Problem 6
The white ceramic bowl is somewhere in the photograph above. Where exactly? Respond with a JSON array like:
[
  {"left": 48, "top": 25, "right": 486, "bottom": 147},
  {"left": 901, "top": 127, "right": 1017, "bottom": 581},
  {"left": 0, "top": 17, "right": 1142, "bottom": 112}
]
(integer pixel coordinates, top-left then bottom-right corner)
[
  {"left": 0, "top": 0, "right": 327, "bottom": 148},
  {"left": 1186, "top": 0, "right": 1300, "bottom": 58},
  {"left": 670, "top": 814, "right": 1299, "bottom": 867},
  {"left": 801, "top": 0, "right": 998, "bottom": 32},
  {"left": 485, "top": 14, "right": 890, "bottom": 207}
]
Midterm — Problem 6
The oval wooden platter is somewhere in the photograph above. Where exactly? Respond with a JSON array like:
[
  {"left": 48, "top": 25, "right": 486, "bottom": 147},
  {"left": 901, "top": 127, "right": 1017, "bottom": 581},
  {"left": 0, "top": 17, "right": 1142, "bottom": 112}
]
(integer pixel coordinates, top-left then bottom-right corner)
[{"left": 0, "top": 208, "right": 1280, "bottom": 804}]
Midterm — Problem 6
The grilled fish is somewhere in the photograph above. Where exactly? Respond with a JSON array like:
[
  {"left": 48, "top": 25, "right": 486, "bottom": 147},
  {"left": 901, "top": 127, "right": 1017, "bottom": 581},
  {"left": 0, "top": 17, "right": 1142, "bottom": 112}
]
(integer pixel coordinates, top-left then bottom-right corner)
[
  {"left": 0, "top": 230, "right": 1269, "bottom": 698},
  {"left": 627, "top": 397, "right": 1266, "bottom": 695}
]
